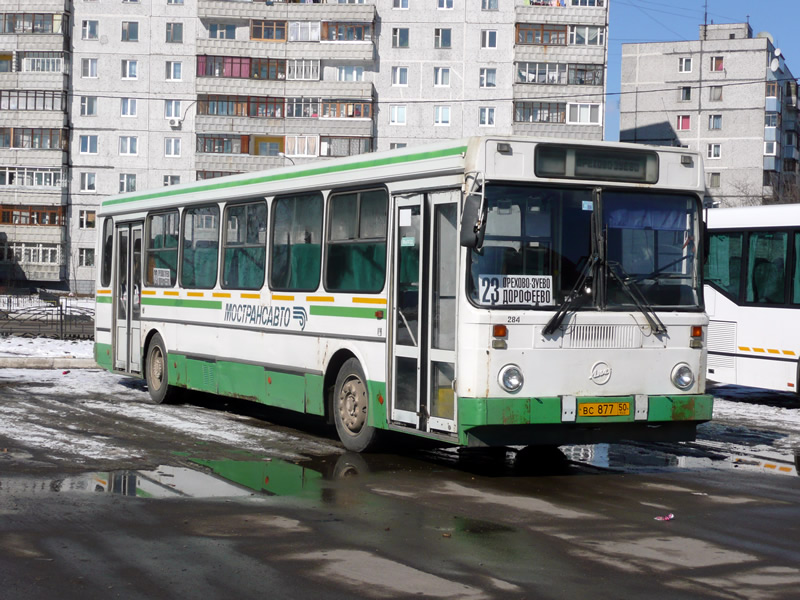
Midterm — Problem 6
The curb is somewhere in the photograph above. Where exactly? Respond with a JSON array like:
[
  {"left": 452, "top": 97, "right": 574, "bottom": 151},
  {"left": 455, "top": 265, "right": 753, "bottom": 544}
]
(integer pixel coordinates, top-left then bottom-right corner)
[{"left": 0, "top": 357, "right": 98, "bottom": 369}]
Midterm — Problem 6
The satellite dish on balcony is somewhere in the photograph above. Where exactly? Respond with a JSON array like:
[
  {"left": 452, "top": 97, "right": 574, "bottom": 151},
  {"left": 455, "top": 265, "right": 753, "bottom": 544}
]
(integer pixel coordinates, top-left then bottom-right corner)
[
  {"left": 756, "top": 31, "right": 774, "bottom": 43},
  {"left": 774, "top": 47, "right": 782, "bottom": 57},
  {"left": 770, "top": 58, "right": 780, "bottom": 72}
]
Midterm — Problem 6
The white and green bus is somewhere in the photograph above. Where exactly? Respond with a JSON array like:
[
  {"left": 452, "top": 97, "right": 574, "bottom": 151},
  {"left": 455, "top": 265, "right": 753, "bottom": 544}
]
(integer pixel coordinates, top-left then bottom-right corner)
[{"left": 94, "top": 136, "right": 712, "bottom": 452}]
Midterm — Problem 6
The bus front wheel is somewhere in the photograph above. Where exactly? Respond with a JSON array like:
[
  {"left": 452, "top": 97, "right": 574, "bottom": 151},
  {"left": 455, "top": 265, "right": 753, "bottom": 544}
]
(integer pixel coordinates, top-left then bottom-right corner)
[
  {"left": 334, "top": 358, "right": 379, "bottom": 452},
  {"left": 146, "top": 333, "right": 176, "bottom": 404}
]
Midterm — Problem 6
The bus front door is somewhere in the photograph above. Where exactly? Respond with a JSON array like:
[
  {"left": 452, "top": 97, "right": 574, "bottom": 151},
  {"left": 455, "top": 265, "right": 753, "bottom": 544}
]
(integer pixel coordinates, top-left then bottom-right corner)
[
  {"left": 391, "top": 193, "right": 458, "bottom": 435},
  {"left": 114, "top": 222, "right": 143, "bottom": 373}
]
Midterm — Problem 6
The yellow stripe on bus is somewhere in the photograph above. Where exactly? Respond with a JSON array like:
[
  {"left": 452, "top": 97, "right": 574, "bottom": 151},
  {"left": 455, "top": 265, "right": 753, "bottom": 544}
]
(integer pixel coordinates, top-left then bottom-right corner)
[
  {"left": 768, "top": 349, "right": 780, "bottom": 354},
  {"left": 307, "top": 295, "right": 334, "bottom": 302},
  {"left": 753, "top": 348, "right": 766, "bottom": 353},
  {"left": 97, "top": 289, "right": 111, "bottom": 295},
  {"left": 738, "top": 346, "right": 751, "bottom": 352},
  {"left": 164, "top": 291, "right": 179, "bottom": 296},
  {"left": 352, "top": 297, "right": 387, "bottom": 305},
  {"left": 141, "top": 290, "right": 156, "bottom": 296},
  {"left": 187, "top": 292, "right": 204, "bottom": 298},
  {"left": 213, "top": 292, "right": 231, "bottom": 298},
  {"left": 784, "top": 350, "right": 796, "bottom": 356},
  {"left": 272, "top": 294, "right": 294, "bottom": 301},
  {"left": 241, "top": 293, "right": 260, "bottom": 299}
]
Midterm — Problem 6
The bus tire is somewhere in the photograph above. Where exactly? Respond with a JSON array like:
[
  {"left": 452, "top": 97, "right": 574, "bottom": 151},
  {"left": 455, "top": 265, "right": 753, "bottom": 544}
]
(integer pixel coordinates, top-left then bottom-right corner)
[
  {"left": 333, "top": 358, "right": 379, "bottom": 452},
  {"left": 146, "top": 333, "right": 175, "bottom": 405}
]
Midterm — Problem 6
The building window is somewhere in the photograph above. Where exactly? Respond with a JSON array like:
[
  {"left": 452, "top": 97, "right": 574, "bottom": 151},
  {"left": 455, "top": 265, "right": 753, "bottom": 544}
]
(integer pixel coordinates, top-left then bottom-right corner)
[
  {"left": 482, "top": 0, "right": 498, "bottom": 9},
  {"left": 79, "top": 210, "right": 96, "bottom": 229},
  {"left": 571, "top": 0, "right": 604, "bottom": 4},
  {"left": 707, "top": 143, "right": 721, "bottom": 159},
  {"left": 320, "top": 100, "right": 371, "bottom": 119},
  {"left": 434, "top": 105, "right": 450, "bottom": 126},
  {"left": 166, "top": 23, "right": 183, "bottom": 43},
  {"left": 480, "top": 68, "right": 496, "bottom": 88},
  {"left": 517, "top": 24, "right": 567, "bottom": 45},
  {"left": 289, "top": 21, "right": 320, "bottom": 42},
  {"left": 479, "top": 106, "right": 495, "bottom": 126},
  {"left": 679, "top": 57, "right": 692, "bottom": 73},
  {"left": 80, "top": 96, "right": 97, "bottom": 116},
  {"left": 765, "top": 113, "right": 779, "bottom": 127},
  {"left": 517, "top": 62, "right": 567, "bottom": 84},
  {"left": 438, "top": 0, "right": 453, "bottom": 7},
  {"left": 121, "top": 21, "right": 138, "bottom": 42},
  {"left": 119, "top": 174, "right": 136, "bottom": 193},
  {"left": 82, "top": 20, "right": 98, "bottom": 40},
  {"left": 711, "top": 56, "right": 724, "bottom": 71},
  {"left": 514, "top": 101, "right": 566, "bottom": 123},
  {"left": 567, "top": 103, "right": 602, "bottom": 125},
  {"left": 286, "top": 97, "right": 319, "bottom": 118},
  {"left": 392, "top": 28, "right": 409, "bottom": 48},
  {"left": 677, "top": 115, "right": 690, "bottom": 130},
  {"left": 79, "top": 248, "right": 95, "bottom": 267},
  {"left": 708, "top": 172, "right": 720, "bottom": 188},
  {"left": 166, "top": 61, "right": 182, "bottom": 80},
  {"left": 709, "top": 86, "right": 722, "bottom": 101},
  {"left": 163, "top": 175, "right": 181, "bottom": 186},
  {"left": 21, "top": 52, "right": 64, "bottom": 73},
  {"left": 165, "top": 137, "right": 181, "bottom": 157},
  {"left": 251, "top": 20, "right": 287, "bottom": 42},
  {"left": 319, "top": 136, "right": 372, "bottom": 157},
  {"left": 321, "top": 22, "right": 372, "bottom": 42},
  {"left": 390, "top": 105, "right": 406, "bottom": 125},
  {"left": 121, "top": 60, "right": 138, "bottom": 79},
  {"left": 392, "top": 66, "right": 408, "bottom": 86},
  {"left": 165, "top": 100, "right": 181, "bottom": 119},
  {"left": 390, "top": 143, "right": 407, "bottom": 150},
  {"left": 119, "top": 136, "right": 138, "bottom": 156},
  {"left": 79, "top": 135, "right": 98, "bottom": 154},
  {"left": 79, "top": 172, "right": 96, "bottom": 192},
  {"left": 285, "top": 135, "right": 318, "bottom": 157},
  {"left": 434, "top": 28, "right": 451, "bottom": 48},
  {"left": 209, "top": 24, "right": 236, "bottom": 39},
  {"left": 167, "top": 0, "right": 184, "bottom": 4},
  {"left": 434, "top": 66, "right": 450, "bottom": 87},
  {"left": 679, "top": 86, "right": 691, "bottom": 101},
  {"left": 481, "top": 30, "right": 497, "bottom": 48},
  {"left": 337, "top": 66, "right": 364, "bottom": 81},
  {"left": 764, "top": 141, "right": 777, "bottom": 156},
  {"left": 81, "top": 58, "right": 98, "bottom": 78},
  {"left": 287, "top": 59, "right": 320, "bottom": 81},
  {"left": 708, "top": 114, "right": 722, "bottom": 130},
  {"left": 121, "top": 98, "right": 137, "bottom": 117},
  {"left": 569, "top": 26, "right": 605, "bottom": 46},
  {"left": 393, "top": 0, "right": 408, "bottom": 8}
]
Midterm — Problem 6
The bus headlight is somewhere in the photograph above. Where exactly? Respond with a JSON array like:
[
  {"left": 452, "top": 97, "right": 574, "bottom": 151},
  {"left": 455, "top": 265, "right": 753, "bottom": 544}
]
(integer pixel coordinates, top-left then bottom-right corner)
[
  {"left": 499, "top": 364, "right": 524, "bottom": 393},
  {"left": 671, "top": 363, "right": 695, "bottom": 390}
]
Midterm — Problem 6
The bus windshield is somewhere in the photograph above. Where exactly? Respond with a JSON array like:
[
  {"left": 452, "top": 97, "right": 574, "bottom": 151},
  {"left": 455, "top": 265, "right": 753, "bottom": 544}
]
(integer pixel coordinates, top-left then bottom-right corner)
[{"left": 468, "top": 184, "right": 701, "bottom": 311}]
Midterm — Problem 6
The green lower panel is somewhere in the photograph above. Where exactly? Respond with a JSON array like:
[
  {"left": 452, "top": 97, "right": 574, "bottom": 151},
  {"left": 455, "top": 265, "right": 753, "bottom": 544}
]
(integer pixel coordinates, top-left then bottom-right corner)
[
  {"left": 218, "top": 361, "right": 267, "bottom": 403},
  {"left": 265, "top": 370, "right": 305, "bottom": 412},
  {"left": 367, "top": 380, "right": 388, "bottom": 430},
  {"left": 94, "top": 343, "right": 113, "bottom": 372},
  {"left": 305, "top": 374, "right": 324, "bottom": 416},
  {"left": 459, "top": 394, "right": 714, "bottom": 428}
]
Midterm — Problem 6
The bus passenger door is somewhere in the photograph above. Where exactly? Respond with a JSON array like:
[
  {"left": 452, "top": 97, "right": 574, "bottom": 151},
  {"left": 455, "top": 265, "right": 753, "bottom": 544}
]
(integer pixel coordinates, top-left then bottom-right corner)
[
  {"left": 426, "top": 194, "right": 458, "bottom": 433},
  {"left": 114, "top": 222, "right": 143, "bottom": 373},
  {"left": 391, "top": 197, "right": 424, "bottom": 427}
]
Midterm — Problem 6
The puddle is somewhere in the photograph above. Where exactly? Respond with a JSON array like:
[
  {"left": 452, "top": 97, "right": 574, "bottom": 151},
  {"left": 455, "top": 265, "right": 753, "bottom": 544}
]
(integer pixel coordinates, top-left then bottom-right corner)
[{"left": 0, "top": 453, "right": 377, "bottom": 500}]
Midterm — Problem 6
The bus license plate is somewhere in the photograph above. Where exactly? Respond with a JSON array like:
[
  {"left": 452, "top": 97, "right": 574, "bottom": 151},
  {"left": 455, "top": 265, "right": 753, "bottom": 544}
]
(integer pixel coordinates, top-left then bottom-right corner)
[{"left": 578, "top": 402, "right": 630, "bottom": 417}]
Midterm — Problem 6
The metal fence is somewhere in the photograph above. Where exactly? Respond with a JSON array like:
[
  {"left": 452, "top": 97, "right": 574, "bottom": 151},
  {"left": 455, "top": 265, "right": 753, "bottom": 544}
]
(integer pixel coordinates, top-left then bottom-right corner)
[{"left": 0, "top": 293, "right": 95, "bottom": 339}]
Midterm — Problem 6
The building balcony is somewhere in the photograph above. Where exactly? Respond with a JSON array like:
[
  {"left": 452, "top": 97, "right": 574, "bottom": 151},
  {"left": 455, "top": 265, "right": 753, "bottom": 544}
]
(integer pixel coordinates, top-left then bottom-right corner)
[
  {"left": 198, "top": 1, "right": 375, "bottom": 22},
  {"left": 516, "top": 1, "right": 607, "bottom": 26},
  {"left": 196, "top": 38, "right": 374, "bottom": 62},
  {"left": 784, "top": 146, "right": 799, "bottom": 161},
  {"left": 764, "top": 156, "right": 779, "bottom": 171},
  {"left": 764, "top": 126, "right": 778, "bottom": 142}
]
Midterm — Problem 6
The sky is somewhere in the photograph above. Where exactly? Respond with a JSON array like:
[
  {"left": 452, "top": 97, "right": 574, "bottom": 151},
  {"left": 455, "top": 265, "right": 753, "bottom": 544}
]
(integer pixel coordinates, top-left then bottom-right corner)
[{"left": 605, "top": 0, "right": 800, "bottom": 140}]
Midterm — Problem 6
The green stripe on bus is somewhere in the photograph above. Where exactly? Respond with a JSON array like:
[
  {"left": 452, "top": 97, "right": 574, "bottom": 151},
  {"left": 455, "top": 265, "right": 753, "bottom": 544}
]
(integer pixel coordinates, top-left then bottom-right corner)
[
  {"left": 141, "top": 297, "right": 222, "bottom": 310},
  {"left": 309, "top": 305, "right": 380, "bottom": 319},
  {"left": 94, "top": 342, "right": 113, "bottom": 371},
  {"left": 102, "top": 145, "right": 468, "bottom": 207},
  {"left": 96, "top": 296, "right": 113, "bottom": 304}
]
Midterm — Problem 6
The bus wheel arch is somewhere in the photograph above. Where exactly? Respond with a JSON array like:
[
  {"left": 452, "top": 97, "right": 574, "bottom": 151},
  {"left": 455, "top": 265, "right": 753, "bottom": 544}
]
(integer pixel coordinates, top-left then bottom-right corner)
[{"left": 330, "top": 355, "right": 380, "bottom": 452}]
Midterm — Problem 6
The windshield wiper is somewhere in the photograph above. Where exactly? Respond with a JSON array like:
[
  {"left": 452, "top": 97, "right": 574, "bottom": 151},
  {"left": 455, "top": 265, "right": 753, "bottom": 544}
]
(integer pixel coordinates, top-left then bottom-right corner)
[
  {"left": 543, "top": 254, "right": 598, "bottom": 335},
  {"left": 606, "top": 261, "right": 667, "bottom": 335},
  {"left": 633, "top": 253, "right": 694, "bottom": 283}
]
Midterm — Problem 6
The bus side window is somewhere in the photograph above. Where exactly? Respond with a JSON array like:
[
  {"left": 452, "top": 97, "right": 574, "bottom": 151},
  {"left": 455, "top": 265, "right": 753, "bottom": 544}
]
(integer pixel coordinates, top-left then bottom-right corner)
[
  {"left": 181, "top": 205, "right": 220, "bottom": 289},
  {"left": 270, "top": 192, "right": 323, "bottom": 291},
  {"left": 222, "top": 201, "right": 267, "bottom": 290},
  {"left": 704, "top": 231, "right": 743, "bottom": 300},
  {"left": 145, "top": 210, "right": 179, "bottom": 287},
  {"left": 101, "top": 217, "right": 113, "bottom": 287},
  {"left": 746, "top": 231, "right": 787, "bottom": 304},
  {"left": 325, "top": 188, "right": 387, "bottom": 293}
]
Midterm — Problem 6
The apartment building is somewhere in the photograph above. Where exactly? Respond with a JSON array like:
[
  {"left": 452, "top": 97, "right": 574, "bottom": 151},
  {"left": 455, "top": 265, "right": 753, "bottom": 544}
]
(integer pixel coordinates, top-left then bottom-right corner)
[
  {"left": 620, "top": 23, "right": 800, "bottom": 207},
  {"left": 5, "top": 0, "right": 609, "bottom": 293},
  {"left": 0, "top": 2, "right": 70, "bottom": 288}
]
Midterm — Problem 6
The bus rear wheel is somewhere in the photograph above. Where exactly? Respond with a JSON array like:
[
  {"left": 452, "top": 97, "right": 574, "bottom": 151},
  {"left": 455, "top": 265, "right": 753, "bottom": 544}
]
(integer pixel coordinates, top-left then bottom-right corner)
[
  {"left": 146, "top": 333, "right": 176, "bottom": 404},
  {"left": 334, "top": 358, "right": 379, "bottom": 452}
]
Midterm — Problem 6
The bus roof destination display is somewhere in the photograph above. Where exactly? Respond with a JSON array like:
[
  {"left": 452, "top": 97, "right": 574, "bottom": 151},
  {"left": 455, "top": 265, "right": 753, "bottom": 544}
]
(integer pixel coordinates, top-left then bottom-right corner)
[{"left": 535, "top": 144, "right": 659, "bottom": 184}]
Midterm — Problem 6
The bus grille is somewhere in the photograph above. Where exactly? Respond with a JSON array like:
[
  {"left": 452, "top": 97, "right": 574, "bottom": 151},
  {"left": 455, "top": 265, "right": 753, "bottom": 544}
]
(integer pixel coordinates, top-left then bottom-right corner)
[{"left": 562, "top": 325, "right": 641, "bottom": 349}]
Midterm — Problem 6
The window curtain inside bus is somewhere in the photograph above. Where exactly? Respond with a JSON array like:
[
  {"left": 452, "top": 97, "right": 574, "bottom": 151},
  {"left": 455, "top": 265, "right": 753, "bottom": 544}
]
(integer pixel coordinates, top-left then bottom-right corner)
[
  {"left": 270, "top": 193, "right": 322, "bottom": 291},
  {"left": 604, "top": 198, "right": 686, "bottom": 232}
]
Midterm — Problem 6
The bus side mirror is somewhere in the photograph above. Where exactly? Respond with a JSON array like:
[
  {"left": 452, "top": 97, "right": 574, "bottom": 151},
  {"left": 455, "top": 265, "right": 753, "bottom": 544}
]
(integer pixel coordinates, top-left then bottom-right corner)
[{"left": 460, "top": 194, "right": 486, "bottom": 248}]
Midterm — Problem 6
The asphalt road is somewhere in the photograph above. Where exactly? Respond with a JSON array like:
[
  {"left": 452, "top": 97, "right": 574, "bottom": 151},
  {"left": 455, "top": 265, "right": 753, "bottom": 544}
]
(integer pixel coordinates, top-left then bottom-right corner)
[{"left": 1, "top": 369, "right": 800, "bottom": 600}]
